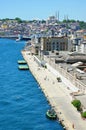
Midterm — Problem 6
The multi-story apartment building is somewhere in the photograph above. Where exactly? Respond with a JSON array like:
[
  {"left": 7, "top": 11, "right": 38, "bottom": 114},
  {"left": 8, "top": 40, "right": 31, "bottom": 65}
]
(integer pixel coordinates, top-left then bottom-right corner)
[
  {"left": 30, "top": 35, "right": 68, "bottom": 55},
  {"left": 41, "top": 36, "right": 68, "bottom": 52},
  {"left": 70, "top": 32, "right": 86, "bottom": 53},
  {"left": 80, "top": 41, "right": 86, "bottom": 53}
]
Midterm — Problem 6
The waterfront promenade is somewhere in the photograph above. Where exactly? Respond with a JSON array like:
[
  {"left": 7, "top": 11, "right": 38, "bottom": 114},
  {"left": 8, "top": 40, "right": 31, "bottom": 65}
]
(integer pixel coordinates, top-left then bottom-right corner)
[{"left": 22, "top": 50, "right": 86, "bottom": 130}]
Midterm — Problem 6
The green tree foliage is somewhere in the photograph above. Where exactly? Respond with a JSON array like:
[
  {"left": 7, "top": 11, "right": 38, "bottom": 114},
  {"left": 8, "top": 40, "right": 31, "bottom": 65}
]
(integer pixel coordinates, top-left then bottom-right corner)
[
  {"left": 41, "top": 20, "right": 46, "bottom": 23},
  {"left": 81, "top": 111, "right": 86, "bottom": 118},
  {"left": 63, "top": 19, "right": 76, "bottom": 23},
  {"left": 63, "top": 19, "right": 86, "bottom": 29},
  {"left": 15, "top": 17, "right": 22, "bottom": 23},
  {"left": 71, "top": 100, "right": 81, "bottom": 110},
  {"left": 79, "top": 21, "right": 86, "bottom": 29},
  {"left": 2, "top": 18, "right": 10, "bottom": 22}
]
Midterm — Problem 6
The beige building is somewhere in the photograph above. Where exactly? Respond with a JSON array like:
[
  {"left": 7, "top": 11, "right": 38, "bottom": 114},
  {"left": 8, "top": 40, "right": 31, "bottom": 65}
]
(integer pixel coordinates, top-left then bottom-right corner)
[
  {"left": 41, "top": 36, "right": 68, "bottom": 52},
  {"left": 31, "top": 35, "right": 41, "bottom": 55},
  {"left": 30, "top": 35, "right": 68, "bottom": 55}
]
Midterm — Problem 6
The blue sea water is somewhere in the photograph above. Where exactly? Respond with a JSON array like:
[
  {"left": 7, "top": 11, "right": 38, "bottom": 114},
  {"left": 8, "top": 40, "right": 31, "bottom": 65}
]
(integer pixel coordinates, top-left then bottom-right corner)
[{"left": 0, "top": 39, "right": 63, "bottom": 130}]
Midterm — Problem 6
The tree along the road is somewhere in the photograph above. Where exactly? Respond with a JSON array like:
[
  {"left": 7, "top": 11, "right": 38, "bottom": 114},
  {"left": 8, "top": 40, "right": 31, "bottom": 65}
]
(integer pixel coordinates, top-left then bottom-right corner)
[{"left": 71, "top": 99, "right": 81, "bottom": 111}]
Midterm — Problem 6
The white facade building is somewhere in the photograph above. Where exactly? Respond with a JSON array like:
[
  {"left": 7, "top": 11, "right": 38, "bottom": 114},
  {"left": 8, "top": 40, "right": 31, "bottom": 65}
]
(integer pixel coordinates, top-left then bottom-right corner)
[
  {"left": 80, "top": 41, "right": 86, "bottom": 53},
  {"left": 46, "top": 16, "right": 57, "bottom": 25}
]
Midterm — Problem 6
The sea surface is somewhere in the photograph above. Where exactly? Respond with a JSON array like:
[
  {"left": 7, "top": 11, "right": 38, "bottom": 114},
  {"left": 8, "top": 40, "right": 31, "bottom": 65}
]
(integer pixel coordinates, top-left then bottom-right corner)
[{"left": 0, "top": 38, "right": 63, "bottom": 130}]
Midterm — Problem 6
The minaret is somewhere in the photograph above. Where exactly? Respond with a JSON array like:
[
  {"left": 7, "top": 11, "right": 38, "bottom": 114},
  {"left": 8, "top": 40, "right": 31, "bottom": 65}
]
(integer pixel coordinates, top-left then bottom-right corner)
[
  {"left": 67, "top": 15, "right": 68, "bottom": 21},
  {"left": 55, "top": 12, "right": 57, "bottom": 19},
  {"left": 55, "top": 11, "right": 59, "bottom": 21},
  {"left": 58, "top": 11, "right": 59, "bottom": 21},
  {"left": 64, "top": 15, "right": 66, "bottom": 20}
]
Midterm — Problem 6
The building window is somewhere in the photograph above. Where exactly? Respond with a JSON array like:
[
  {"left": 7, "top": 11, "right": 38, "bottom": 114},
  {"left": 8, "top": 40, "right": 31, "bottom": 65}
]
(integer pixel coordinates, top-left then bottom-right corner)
[
  {"left": 56, "top": 42, "right": 59, "bottom": 50},
  {"left": 52, "top": 42, "right": 55, "bottom": 50},
  {"left": 46, "top": 42, "right": 49, "bottom": 51}
]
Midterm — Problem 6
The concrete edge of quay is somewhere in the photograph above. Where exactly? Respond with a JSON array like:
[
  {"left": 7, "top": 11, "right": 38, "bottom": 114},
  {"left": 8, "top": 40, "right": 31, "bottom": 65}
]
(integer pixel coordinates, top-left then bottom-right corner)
[{"left": 21, "top": 50, "right": 80, "bottom": 130}]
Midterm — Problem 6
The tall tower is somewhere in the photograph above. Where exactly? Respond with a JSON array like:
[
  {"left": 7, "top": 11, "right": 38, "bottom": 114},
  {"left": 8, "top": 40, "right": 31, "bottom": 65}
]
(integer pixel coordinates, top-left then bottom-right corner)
[
  {"left": 67, "top": 15, "right": 68, "bottom": 21},
  {"left": 55, "top": 11, "right": 59, "bottom": 21},
  {"left": 58, "top": 11, "right": 59, "bottom": 21},
  {"left": 55, "top": 12, "right": 57, "bottom": 19}
]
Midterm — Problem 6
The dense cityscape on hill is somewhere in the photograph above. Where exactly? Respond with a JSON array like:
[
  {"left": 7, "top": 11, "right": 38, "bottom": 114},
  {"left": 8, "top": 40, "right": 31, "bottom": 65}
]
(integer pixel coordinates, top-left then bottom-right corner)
[
  {"left": 0, "top": 15, "right": 86, "bottom": 130},
  {"left": 1, "top": 0, "right": 86, "bottom": 129},
  {"left": 0, "top": 16, "right": 86, "bottom": 37}
]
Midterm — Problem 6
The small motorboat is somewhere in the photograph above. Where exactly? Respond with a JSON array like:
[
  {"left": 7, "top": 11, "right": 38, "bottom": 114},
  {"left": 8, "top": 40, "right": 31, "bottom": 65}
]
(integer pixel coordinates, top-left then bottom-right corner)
[{"left": 46, "top": 109, "right": 57, "bottom": 120}]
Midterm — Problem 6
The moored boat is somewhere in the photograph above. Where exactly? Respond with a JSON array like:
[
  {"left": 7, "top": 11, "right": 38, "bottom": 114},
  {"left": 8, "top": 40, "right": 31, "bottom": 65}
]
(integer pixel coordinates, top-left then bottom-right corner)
[
  {"left": 18, "top": 60, "right": 27, "bottom": 64},
  {"left": 46, "top": 109, "right": 57, "bottom": 120},
  {"left": 18, "top": 65, "right": 29, "bottom": 70}
]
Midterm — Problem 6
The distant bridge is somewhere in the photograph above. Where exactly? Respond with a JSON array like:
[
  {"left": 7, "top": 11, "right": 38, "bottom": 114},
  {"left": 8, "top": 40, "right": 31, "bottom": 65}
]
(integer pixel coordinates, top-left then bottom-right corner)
[
  {"left": 0, "top": 35, "right": 18, "bottom": 39},
  {"left": 0, "top": 35, "right": 31, "bottom": 41}
]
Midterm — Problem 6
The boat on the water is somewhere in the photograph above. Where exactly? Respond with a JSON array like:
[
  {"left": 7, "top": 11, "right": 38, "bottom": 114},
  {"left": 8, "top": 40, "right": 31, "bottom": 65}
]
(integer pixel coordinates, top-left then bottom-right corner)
[
  {"left": 46, "top": 109, "right": 57, "bottom": 120},
  {"left": 18, "top": 60, "right": 27, "bottom": 64},
  {"left": 18, "top": 65, "right": 29, "bottom": 70}
]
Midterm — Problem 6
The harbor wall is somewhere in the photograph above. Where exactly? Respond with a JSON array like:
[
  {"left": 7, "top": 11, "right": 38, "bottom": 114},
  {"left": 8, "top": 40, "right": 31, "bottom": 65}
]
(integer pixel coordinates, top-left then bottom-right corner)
[
  {"left": 21, "top": 50, "right": 86, "bottom": 130},
  {"left": 21, "top": 50, "right": 75, "bottom": 130}
]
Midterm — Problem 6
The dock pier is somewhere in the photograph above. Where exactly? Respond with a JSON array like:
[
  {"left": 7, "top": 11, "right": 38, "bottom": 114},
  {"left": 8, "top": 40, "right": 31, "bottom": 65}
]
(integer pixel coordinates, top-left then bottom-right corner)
[{"left": 21, "top": 50, "right": 86, "bottom": 130}]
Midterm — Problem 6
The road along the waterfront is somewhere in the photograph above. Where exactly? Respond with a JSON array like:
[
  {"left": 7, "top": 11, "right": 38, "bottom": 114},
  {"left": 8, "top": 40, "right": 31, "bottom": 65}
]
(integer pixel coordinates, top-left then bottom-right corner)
[{"left": 22, "top": 50, "right": 86, "bottom": 130}]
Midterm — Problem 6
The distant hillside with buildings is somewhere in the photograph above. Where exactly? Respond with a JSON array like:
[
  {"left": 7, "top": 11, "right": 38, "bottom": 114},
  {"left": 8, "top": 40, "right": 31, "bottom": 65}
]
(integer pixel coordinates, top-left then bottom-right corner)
[{"left": 0, "top": 16, "right": 86, "bottom": 55}]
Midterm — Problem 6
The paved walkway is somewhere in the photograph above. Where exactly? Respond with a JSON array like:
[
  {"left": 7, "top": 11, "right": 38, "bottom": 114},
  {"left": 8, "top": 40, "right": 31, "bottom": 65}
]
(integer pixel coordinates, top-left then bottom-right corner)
[{"left": 22, "top": 50, "right": 86, "bottom": 130}]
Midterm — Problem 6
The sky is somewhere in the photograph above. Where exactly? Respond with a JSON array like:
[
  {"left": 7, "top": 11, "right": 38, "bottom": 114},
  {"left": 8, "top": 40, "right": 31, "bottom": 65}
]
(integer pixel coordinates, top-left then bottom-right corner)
[{"left": 0, "top": 0, "right": 86, "bottom": 21}]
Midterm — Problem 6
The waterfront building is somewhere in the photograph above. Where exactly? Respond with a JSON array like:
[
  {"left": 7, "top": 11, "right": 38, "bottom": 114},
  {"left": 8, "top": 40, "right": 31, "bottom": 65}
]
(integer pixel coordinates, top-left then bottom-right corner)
[
  {"left": 40, "top": 36, "right": 68, "bottom": 52},
  {"left": 30, "top": 35, "right": 68, "bottom": 56},
  {"left": 30, "top": 34, "right": 41, "bottom": 55}
]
